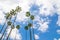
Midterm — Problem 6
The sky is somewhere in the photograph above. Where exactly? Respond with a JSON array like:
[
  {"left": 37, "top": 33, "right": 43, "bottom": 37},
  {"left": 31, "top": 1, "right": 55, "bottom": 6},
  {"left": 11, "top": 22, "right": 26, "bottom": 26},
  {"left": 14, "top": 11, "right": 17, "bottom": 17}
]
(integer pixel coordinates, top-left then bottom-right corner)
[{"left": 0, "top": 0, "right": 60, "bottom": 40}]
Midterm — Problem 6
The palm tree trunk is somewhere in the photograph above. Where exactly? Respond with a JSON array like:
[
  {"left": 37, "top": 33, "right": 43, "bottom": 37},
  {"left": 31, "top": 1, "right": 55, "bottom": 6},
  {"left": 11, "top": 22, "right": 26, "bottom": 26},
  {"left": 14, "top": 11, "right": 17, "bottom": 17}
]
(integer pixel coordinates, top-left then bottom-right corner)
[
  {"left": 0, "top": 25, "right": 8, "bottom": 40},
  {"left": 15, "top": 29, "right": 17, "bottom": 40},
  {"left": 32, "top": 21, "right": 35, "bottom": 40},
  {"left": 15, "top": 32, "right": 16, "bottom": 40},
  {"left": 26, "top": 30, "right": 27, "bottom": 40},
  {"left": 29, "top": 28, "right": 32, "bottom": 40},
  {"left": 32, "top": 28, "right": 35, "bottom": 40},
  {"left": 6, "top": 28, "right": 12, "bottom": 40},
  {"left": 0, "top": 19, "right": 7, "bottom": 33},
  {"left": 0, "top": 17, "right": 12, "bottom": 40}
]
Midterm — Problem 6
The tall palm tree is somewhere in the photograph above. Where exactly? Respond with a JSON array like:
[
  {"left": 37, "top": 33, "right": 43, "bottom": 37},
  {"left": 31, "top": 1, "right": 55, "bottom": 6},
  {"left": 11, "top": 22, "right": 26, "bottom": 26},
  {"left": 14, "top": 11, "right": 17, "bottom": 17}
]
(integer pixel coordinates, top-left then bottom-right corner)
[
  {"left": 28, "top": 23, "right": 33, "bottom": 40},
  {"left": 24, "top": 26, "right": 28, "bottom": 40},
  {"left": 24, "top": 23, "right": 32, "bottom": 40},
  {"left": 30, "top": 15, "right": 35, "bottom": 40},
  {"left": 25, "top": 11, "right": 33, "bottom": 40},
  {"left": 15, "top": 25, "right": 20, "bottom": 40}
]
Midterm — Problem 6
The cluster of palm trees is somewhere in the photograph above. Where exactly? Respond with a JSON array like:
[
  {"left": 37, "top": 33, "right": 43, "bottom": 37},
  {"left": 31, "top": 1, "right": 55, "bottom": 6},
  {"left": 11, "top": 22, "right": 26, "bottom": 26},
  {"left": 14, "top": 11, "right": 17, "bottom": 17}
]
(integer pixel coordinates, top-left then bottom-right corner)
[
  {"left": 24, "top": 12, "right": 35, "bottom": 40},
  {"left": 0, "top": 6, "right": 21, "bottom": 40},
  {"left": 0, "top": 6, "right": 35, "bottom": 40}
]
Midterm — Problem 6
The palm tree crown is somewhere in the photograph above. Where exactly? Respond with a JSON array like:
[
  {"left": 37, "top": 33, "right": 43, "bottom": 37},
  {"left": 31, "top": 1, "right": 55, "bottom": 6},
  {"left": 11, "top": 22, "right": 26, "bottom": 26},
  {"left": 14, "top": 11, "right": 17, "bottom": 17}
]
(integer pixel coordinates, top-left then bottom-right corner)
[
  {"left": 15, "top": 6, "right": 22, "bottom": 12},
  {"left": 30, "top": 15, "right": 34, "bottom": 20},
  {"left": 26, "top": 12, "right": 30, "bottom": 17},
  {"left": 24, "top": 26, "right": 29, "bottom": 30},
  {"left": 7, "top": 21, "right": 12, "bottom": 26},
  {"left": 16, "top": 25, "right": 20, "bottom": 29}
]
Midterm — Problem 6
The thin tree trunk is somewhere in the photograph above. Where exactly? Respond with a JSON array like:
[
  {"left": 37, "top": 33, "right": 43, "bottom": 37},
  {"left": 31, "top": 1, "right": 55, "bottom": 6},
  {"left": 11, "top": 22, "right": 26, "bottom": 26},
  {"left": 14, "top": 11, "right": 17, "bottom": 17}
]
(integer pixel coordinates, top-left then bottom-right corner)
[
  {"left": 6, "top": 28, "right": 12, "bottom": 40},
  {"left": 0, "top": 11, "right": 8, "bottom": 33},
  {"left": 0, "top": 16, "right": 12, "bottom": 40},
  {"left": 0, "top": 25, "right": 8, "bottom": 40},
  {"left": 32, "top": 21, "right": 35, "bottom": 40},
  {"left": 26, "top": 30, "right": 27, "bottom": 40},
  {"left": 32, "top": 28, "right": 35, "bottom": 40},
  {"left": 0, "top": 19, "right": 7, "bottom": 33},
  {"left": 29, "top": 28, "right": 32, "bottom": 40},
  {"left": 15, "top": 29, "right": 17, "bottom": 40}
]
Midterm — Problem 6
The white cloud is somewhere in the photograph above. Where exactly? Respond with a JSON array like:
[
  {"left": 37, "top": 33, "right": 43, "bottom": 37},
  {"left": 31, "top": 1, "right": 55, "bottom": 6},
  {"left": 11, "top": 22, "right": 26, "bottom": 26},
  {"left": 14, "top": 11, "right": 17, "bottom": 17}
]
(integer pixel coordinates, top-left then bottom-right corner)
[
  {"left": 16, "top": 12, "right": 28, "bottom": 22},
  {"left": 34, "top": 0, "right": 57, "bottom": 17},
  {"left": 34, "top": 34, "right": 39, "bottom": 40},
  {"left": 56, "top": 30, "right": 60, "bottom": 34},
  {"left": 58, "top": 38, "right": 60, "bottom": 40},
  {"left": 0, "top": 0, "right": 19, "bottom": 12},
  {"left": 0, "top": 34, "right": 2, "bottom": 38},
  {"left": 38, "top": 22, "right": 49, "bottom": 33},
  {"left": 57, "top": 16, "right": 60, "bottom": 26},
  {"left": 6, "top": 28, "right": 22, "bottom": 40},
  {"left": 0, "top": 11, "right": 5, "bottom": 25},
  {"left": 54, "top": 38, "right": 60, "bottom": 40},
  {"left": 33, "top": 15, "right": 50, "bottom": 33},
  {"left": 10, "top": 28, "right": 22, "bottom": 40},
  {"left": 55, "top": 0, "right": 60, "bottom": 15},
  {"left": 54, "top": 38, "right": 57, "bottom": 40}
]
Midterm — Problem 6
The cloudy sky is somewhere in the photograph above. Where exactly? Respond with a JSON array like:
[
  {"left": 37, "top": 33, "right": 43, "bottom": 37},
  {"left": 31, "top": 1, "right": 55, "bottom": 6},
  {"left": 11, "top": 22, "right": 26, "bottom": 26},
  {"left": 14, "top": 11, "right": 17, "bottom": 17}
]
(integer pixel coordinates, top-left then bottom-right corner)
[{"left": 0, "top": 0, "right": 60, "bottom": 40}]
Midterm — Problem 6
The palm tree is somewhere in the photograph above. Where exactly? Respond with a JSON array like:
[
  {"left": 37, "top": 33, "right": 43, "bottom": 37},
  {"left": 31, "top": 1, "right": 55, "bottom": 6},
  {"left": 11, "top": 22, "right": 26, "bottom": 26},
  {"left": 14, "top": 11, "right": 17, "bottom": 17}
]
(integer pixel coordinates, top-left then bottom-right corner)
[
  {"left": 15, "top": 6, "right": 22, "bottom": 12},
  {"left": 15, "top": 25, "right": 20, "bottom": 40},
  {"left": 24, "top": 23, "right": 32, "bottom": 40},
  {"left": 26, "top": 12, "right": 30, "bottom": 17},
  {"left": 24, "top": 26, "right": 28, "bottom": 40},
  {"left": 30, "top": 15, "right": 35, "bottom": 40},
  {"left": 28, "top": 23, "right": 33, "bottom": 40},
  {"left": 25, "top": 11, "right": 32, "bottom": 40}
]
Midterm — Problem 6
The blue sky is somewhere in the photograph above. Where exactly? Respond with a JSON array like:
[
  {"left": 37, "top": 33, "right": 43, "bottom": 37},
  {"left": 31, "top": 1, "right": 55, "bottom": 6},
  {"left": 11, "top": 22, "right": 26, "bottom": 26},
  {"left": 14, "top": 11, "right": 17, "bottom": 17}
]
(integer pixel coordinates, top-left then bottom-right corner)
[{"left": 0, "top": 0, "right": 60, "bottom": 40}]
